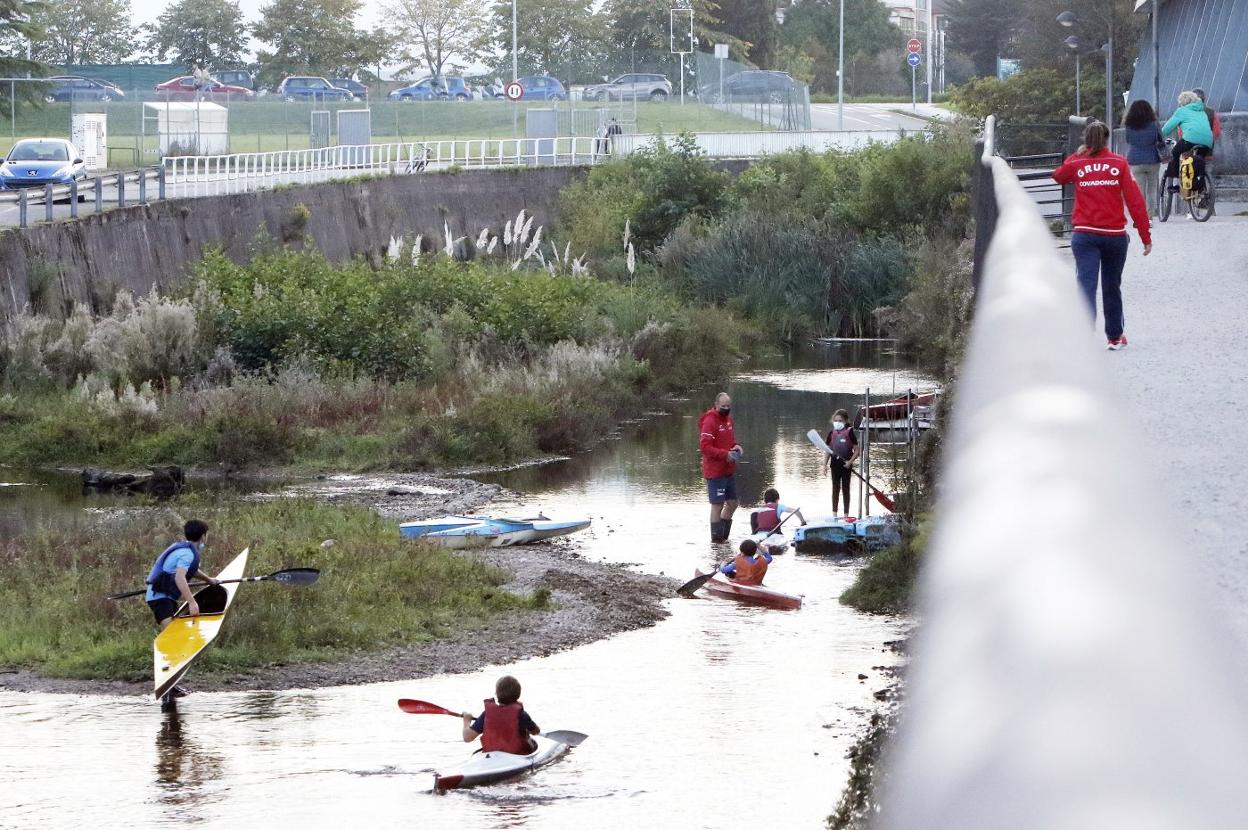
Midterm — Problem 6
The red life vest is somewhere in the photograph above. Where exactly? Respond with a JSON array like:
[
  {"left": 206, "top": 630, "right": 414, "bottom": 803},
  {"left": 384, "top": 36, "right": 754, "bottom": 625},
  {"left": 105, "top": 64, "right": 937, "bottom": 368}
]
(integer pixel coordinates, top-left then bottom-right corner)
[
  {"left": 826, "top": 426, "right": 855, "bottom": 460},
  {"left": 480, "top": 699, "right": 531, "bottom": 755},
  {"left": 731, "top": 552, "right": 768, "bottom": 586},
  {"left": 754, "top": 502, "right": 780, "bottom": 532}
]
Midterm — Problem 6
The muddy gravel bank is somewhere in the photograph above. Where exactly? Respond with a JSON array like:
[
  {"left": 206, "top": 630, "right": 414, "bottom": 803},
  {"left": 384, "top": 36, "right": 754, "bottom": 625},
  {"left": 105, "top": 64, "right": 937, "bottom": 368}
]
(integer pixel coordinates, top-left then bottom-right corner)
[{"left": 1, "top": 472, "right": 676, "bottom": 697}]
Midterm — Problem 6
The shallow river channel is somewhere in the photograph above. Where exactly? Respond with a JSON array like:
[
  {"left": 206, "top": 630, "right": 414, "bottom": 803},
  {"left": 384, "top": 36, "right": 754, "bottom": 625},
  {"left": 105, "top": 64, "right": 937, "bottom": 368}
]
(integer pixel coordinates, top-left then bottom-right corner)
[{"left": 1, "top": 343, "right": 927, "bottom": 830}]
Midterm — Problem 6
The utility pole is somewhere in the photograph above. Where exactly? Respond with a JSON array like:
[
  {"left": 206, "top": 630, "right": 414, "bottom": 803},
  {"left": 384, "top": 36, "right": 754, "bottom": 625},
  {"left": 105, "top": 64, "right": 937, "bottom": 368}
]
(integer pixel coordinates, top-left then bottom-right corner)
[
  {"left": 837, "top": 0, "right": 844, "bottom": 129},
  {"left": 925, "top": 0, "right": 933, "bottom": 104},
  {"left": 512, "top": 0, "right": 518, "bottom": 81}
]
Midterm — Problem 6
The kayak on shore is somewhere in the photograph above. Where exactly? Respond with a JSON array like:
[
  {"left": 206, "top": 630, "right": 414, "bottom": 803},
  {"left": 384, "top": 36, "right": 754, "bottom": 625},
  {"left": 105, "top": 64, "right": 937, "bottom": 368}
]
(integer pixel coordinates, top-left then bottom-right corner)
[
  {"left": 399, "top": 515, "right": 591, "bottom": 548},
  {"left": 152, "top": 547, "right": 250, "bottom": 706},
  {"left": 692, "top": 568, "right": 803, "bottom": 610},
  {"left": 434, "top": 733, "right": 579, "bottom": 791}
]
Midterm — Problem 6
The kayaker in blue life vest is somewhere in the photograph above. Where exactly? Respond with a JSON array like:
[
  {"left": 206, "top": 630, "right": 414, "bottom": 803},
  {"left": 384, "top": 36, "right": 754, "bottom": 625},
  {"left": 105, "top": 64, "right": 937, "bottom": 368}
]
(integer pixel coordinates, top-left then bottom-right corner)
[
  {"left": 719, "top": 538, "right": 772, "bottom": 586},
  {"left": 462, "top": 675, "right": 540, "bottom": 755},
  {"left": 750, "top": 487, "right": 806, "bottom": 533},
  {"left": 826, "top": 409, "right": 861, "bottom": 518},
  {"left": 145, "top": 519, "right": 218, "bottom": 630}
]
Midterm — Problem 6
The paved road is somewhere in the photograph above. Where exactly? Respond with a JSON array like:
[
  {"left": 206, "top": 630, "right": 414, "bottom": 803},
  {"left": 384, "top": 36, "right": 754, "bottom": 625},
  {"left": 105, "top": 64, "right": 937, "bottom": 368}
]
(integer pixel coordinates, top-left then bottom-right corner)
[
  {"left": 1091, "top": 204, "right": 1248, "bottom": 653},
  {"left": 809, "top": 102, "right": 944, "bottom": 132}
]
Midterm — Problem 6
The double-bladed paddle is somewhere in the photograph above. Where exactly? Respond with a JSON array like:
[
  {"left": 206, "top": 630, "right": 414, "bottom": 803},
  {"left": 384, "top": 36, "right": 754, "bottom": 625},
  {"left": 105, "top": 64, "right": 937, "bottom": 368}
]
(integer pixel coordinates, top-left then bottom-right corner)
[
  {"left": 105, "top": 568, "right": 320, "bottom": 600},
  {"left": 806, "top": 429, "right": 897, "bottom": 512},
  {"left": 675, "top": 507, "right": 802, "bottom": 598},
  {"left": 396, "top": 699, "right": 588, "bottom": 746}
]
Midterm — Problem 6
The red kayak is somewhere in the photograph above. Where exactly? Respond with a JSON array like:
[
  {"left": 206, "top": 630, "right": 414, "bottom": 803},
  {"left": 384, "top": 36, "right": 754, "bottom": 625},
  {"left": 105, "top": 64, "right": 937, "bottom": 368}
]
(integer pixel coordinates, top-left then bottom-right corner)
[
  {"left": 855, "top": 391, "right": 939, "bottom": 426},
  {"left": 693, "top": 569, "right": 802, "bottom": 610}
]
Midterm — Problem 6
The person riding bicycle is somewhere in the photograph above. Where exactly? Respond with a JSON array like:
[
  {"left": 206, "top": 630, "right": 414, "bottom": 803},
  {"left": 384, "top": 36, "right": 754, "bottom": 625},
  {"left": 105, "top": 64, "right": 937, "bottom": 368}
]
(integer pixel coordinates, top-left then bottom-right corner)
[{"left": 1161, "top": 91, "right": 1213, "bottom": 193}]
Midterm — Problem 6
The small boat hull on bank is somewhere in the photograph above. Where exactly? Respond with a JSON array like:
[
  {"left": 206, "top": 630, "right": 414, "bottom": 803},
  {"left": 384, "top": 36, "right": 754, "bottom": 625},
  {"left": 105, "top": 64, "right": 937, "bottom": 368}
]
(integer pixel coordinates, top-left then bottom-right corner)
[
  {"left": 693, "top": 569, "right": 802, "bottom": 609},
  {"left": 434, "top": 734, "right": 569, "bottom": 791},
  {"left": 401, "top": 515, "right": 591, "bottom": 548}
]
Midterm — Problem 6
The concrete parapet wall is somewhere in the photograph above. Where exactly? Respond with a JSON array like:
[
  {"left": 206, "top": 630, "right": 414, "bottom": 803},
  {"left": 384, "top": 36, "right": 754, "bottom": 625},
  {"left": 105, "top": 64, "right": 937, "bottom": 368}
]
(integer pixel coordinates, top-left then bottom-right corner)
[{"left": 0, "top": 166, "right": 587, "bottom": 320}]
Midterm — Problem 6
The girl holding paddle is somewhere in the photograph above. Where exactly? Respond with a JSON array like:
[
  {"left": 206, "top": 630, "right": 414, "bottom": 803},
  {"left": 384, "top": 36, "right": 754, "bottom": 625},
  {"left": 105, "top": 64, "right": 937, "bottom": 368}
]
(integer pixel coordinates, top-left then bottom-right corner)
[{"left": 826, "top": 410, "right": 860, "bottom": 518}]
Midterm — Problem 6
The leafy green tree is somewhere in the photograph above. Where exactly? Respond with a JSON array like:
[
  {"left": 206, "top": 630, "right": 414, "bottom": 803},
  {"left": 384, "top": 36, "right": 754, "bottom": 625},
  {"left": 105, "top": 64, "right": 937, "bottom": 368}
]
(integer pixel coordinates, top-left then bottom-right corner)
[
  {"left": 27, "top": 0, "right": 135, "bottom": 65},
  {"left": 715, "top": 0, "right": 778, "bottom": 67},
  {"left": 253, "top": 0, "right": 386, "bottom": 84},
  {"left": 948, "top": 66, "right": 1106, "bottom": 123},
  {"left": 944, "top": 0, "right": 1022, "bottom": 77},
  {"left": 488, "top": 0, "right": 609, "bottom": 82},
  {"left": 395, "top": 0, "right": 485, "bottom": 80},
  {"left": 1009, "top": 0, "right": 1142, "bottom": 101},
  {"left": 145, "top": 0, "right": 248, "bottom": 70},
  {"left": 778, "top": 0, "right": 900, "bottom": 94},
  {"left": 0, "top": 0, "right": 46, "bottom": 116}
]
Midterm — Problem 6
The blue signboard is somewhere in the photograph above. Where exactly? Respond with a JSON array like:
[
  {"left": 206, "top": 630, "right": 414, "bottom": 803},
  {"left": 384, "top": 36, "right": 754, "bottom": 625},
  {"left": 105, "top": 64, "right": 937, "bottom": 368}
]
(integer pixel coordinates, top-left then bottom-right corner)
[{"left": 907, "top": 53, "right": 922, "bottom": 67}]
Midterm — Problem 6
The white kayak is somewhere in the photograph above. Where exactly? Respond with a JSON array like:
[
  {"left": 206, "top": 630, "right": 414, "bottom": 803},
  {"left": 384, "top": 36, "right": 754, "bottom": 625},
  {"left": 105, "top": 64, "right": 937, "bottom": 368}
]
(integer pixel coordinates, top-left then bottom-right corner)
[
  {"left": 750, "top": 529, "right": 789, "bottom": 555},
  {"left": 434, "top": 734, "right": 573, "bottom": 791}
]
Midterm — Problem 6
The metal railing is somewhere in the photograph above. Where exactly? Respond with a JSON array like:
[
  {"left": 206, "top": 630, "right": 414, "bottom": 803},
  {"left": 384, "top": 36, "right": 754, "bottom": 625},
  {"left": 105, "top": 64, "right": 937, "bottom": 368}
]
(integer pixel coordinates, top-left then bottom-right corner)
[
  {"left": 613, "top": 129, "right": 905, "bottom": 159},
  {"left": 881, "top": 114, "right": 1248, "bottom": 826},
  {"left": 0, "top": 168, "right": 163, "bottom": 227}
]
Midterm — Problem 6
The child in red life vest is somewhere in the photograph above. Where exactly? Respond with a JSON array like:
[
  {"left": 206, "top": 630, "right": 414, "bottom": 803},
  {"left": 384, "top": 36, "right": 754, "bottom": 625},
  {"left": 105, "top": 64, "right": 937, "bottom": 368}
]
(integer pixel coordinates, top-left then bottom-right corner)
[
  {"left": 719, "top": 538, "right": 772, "bottom": 586},
  {"left": 750, "top": 488, "right": 806, "bottom": 533},
  {"left": 462, "top": 675, "right": 540, "bottom": 755}
]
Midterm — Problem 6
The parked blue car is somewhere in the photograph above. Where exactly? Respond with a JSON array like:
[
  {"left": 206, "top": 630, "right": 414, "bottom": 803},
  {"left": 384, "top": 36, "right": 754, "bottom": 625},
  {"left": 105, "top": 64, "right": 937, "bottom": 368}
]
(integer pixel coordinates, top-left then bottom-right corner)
[
  {"left": 330, "top": 78, "right": 369, "bottom": 100},
  {"left": 388, "top": 76, "right": 471, "bottom": 101},
  {"left": 42, "top": 76, "right": 125, "bottom": 103},
  {"left": 514, "top": 76, "right": 567, "bottom": 101},
  {"left": 276, "top": 76, "right": 355, "bottom": 102},
  {"left": 0, "top": 139, "right": 87, "bottom": 191}
]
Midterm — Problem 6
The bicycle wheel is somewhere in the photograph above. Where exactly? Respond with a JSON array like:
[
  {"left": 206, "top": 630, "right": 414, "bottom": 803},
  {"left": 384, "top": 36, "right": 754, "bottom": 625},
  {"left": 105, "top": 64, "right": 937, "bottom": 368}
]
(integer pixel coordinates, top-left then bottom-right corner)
[
  {"left": 1158, "top": 177, "right": 1173, "bottom": 222},
  {"left": 1189, "top": 175, "right": 1215, "bottom": 222}
]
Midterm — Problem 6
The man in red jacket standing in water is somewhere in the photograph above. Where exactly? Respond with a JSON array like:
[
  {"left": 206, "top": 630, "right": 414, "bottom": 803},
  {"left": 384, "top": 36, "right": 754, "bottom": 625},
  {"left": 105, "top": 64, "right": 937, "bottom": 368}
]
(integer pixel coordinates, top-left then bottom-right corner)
[{"left": 700, "top": 392, "right": 743, "bottom": 543}]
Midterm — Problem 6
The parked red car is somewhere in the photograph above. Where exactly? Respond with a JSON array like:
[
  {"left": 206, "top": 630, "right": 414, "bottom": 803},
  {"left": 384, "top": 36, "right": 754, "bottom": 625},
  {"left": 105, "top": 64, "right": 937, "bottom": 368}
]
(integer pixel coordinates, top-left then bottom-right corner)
[{"left": 154, "top": 76, "right": 255, "bottom": 101}]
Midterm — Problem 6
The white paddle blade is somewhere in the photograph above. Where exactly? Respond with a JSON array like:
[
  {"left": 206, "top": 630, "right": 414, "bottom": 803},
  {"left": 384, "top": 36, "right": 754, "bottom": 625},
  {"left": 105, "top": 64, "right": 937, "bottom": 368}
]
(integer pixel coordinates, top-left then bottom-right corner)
[
  {"left": 544, "top": 730, "right": 588, "bottom": 747},
  {"left": 806, "top": 429, "right": 833, "bottom": 455}
]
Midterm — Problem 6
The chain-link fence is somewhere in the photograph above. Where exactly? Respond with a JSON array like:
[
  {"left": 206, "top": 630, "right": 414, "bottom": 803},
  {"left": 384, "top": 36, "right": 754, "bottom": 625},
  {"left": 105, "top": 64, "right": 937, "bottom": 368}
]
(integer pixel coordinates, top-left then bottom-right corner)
[{"left": 694, "top": 52, "right": 812, "bottom": 131}]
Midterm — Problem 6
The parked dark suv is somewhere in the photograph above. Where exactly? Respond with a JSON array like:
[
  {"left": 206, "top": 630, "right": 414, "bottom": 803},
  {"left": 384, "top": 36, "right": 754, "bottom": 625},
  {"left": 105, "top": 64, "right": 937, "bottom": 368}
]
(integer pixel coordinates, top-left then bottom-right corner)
[
  {"left": 717, "top": 70, "right": 799, "bottom": 103},
  {"left": 276, "top": 76, "right": 355, "bottom": 102},
  {"left": 331, "top": 78, "right": 369, "bottom": 100},
  {"left": 42, "top": 76, "right": 126, "bottom": 103},
  {"left": 215, "top": 70, "right": 256, "bottom": 91}
]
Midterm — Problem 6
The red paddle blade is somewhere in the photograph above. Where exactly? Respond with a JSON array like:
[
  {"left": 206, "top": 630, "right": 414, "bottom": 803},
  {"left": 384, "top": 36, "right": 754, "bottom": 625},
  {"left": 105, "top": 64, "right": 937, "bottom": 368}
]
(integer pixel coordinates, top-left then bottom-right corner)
[
  {"left": 397, "top": 698, "right": 458, "bottom": 716},
  {"left": 872, "top": 490, "right": 898, "bottom": 512}
]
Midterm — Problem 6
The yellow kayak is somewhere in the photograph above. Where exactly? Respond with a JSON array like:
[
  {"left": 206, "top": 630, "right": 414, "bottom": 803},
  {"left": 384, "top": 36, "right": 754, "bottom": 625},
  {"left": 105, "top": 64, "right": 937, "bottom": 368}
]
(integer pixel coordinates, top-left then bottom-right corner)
[{"left": 152, "top": 547, "right": 250, "bottom": 700}]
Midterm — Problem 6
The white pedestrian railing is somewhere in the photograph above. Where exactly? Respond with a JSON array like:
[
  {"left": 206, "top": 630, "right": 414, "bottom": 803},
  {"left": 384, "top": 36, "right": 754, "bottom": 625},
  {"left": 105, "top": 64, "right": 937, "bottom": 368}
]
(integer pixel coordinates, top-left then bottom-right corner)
[
  {"left": 611, "top": 129, "right": 906, "bottom": 159},
  {"left": 160, "top": 137, "right": 605, "bottom": 197},
  {"left": 881, "top": 115, "right": 1248, "bottom": 827}
]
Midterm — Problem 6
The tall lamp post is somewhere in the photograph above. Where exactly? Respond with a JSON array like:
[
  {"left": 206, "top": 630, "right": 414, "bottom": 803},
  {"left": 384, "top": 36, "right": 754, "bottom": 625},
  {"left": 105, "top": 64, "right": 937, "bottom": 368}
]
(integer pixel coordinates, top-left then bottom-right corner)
[
  {"left": 1064, "top": 35, "right": 1081, "bottom": 115},
  {"left": 1058, "top": 10, "right": 1113, "bottom": 126},
  {"left": 837, "top": 0, "right": 844, "bottom": 130}
]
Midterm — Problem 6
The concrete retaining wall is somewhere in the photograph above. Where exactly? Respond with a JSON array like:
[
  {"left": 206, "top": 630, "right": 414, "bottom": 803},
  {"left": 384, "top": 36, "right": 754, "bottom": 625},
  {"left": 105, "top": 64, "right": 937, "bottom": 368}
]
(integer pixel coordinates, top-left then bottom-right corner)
[{"left": 0, "top": 166, "right": 587, "bottom": 320}]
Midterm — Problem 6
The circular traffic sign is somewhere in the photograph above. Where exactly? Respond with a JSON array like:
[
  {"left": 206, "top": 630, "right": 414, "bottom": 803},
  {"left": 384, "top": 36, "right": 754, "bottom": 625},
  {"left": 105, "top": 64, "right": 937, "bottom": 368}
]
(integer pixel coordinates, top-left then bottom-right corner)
[
  {"left": 505, "top": 81, "right": 524, "bottom": 101},
  {"left": 907, "top": 52, "right": 922, "bottom": 67},
  {"left": 907, "top": 38, "right": 922, "bottom": 52}
]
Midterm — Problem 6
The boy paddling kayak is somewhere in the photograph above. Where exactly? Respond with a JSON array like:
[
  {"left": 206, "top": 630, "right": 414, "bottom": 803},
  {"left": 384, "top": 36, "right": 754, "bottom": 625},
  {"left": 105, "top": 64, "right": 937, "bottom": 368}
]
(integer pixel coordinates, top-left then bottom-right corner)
[{"left": 461, "top": 675, "right": 541, "bottom": 755}]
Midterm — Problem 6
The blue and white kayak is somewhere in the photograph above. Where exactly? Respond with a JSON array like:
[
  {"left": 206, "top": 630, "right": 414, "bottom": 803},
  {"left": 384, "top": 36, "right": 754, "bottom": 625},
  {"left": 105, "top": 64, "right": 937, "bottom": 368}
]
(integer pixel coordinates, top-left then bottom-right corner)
[
  {"left": 401, "top": 515, "right": 590, "bottom": 547},
  {"left": 793, "top": 515, "right": 901, "bottom": 554},
  {"left": 419, "top": 523, "right": 504, "bottom": 549},
  {"left": 434, "top": 732, "right": 581, "bottom": 791}
]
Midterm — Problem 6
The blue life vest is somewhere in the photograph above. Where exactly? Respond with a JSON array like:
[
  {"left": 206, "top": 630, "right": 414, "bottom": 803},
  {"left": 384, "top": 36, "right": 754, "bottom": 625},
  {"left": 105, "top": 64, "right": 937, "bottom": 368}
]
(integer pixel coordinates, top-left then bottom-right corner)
[{"left": 146, "top": 541, "right": 200, "bottom": 599}]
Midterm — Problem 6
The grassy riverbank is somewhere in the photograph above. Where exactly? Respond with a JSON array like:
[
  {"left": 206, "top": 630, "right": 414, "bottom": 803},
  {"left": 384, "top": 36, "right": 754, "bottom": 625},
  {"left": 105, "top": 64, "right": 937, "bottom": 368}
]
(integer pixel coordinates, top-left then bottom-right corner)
[
  {"left": 0, "top": 244, "right": 756, "bottom": 471},
  {"left": 0, "top": 498, "right": 548, "bottom": 682}
]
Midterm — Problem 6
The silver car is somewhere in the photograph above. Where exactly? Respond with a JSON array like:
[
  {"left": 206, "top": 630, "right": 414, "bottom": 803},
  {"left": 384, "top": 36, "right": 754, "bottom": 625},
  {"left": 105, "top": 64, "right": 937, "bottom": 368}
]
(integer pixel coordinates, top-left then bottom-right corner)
[{"left": 583, "top": 73, "right": 672, "bottom": 102}]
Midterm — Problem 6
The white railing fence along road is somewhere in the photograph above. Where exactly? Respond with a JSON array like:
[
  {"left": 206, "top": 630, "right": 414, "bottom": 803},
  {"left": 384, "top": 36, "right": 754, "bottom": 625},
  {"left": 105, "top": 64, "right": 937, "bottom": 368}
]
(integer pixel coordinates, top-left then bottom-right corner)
[{"left": 881, "top": 115, "right": 1248, "bottom": 827}]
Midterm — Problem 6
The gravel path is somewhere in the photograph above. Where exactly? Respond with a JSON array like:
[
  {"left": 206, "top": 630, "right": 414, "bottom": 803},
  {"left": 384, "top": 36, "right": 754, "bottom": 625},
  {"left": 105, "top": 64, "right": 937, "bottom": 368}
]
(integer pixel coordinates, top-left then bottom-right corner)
[{"left": 1087, "top": 204, "right": 1248, "bottom": 644}]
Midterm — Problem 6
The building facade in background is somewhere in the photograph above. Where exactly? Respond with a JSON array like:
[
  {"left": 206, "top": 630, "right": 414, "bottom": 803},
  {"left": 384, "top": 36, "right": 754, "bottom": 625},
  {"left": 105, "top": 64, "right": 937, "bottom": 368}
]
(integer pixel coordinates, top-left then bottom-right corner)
[{"left": 1129, "top": 0, "right": 1248, "bottom": 115}]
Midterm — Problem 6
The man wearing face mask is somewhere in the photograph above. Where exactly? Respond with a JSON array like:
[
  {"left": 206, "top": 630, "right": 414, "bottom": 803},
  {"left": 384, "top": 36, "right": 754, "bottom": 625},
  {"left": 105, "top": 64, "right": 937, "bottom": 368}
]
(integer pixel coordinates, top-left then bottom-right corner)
[{"left": 699, "top": 392, "right": 743, "bottom": 543}]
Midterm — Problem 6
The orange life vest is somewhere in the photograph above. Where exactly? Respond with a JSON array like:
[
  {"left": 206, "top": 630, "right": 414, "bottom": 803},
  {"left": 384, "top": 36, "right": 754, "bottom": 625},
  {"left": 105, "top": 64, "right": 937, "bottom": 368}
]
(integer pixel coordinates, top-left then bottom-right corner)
[
  {"left": 480, "top": 699, "right": 530, "bottom": 754},
  {"left": 731, "top": 552, "right": 768, "bottom": 586}
]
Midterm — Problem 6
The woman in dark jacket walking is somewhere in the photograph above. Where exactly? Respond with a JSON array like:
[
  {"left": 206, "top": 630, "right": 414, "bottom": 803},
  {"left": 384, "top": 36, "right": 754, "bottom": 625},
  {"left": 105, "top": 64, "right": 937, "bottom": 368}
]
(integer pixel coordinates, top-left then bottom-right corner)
[{"left": 1123, "top": 100, "right": 1164, "bottom": 218}]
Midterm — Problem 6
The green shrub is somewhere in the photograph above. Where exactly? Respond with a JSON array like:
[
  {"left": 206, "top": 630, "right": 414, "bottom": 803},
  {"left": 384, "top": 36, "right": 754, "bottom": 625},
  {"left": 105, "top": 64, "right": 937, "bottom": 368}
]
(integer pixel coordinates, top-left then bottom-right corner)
[{"left": 948, "top": 67, "right": 1107, "bottom": 125}]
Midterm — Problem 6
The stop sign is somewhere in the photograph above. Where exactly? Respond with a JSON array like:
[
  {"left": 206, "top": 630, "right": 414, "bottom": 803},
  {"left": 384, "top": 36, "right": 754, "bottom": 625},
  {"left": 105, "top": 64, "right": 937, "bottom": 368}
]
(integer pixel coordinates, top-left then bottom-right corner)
[{"left": 907, "top": 38, "right": 922, "bottom": 53}]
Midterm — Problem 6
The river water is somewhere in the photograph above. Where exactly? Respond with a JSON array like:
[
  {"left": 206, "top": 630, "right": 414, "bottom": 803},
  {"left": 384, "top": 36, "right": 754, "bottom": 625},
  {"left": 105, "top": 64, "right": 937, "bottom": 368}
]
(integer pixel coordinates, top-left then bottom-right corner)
[{"left": 0, "top": 343, "right": 927, "bottom": 830}]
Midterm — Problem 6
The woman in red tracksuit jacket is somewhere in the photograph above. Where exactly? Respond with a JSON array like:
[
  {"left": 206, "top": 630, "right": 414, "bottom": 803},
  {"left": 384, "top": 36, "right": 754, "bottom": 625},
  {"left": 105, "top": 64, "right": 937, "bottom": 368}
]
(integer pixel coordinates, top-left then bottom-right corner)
[{"left": 1052, "top": 120, "right": 1153, "bottom": 351}]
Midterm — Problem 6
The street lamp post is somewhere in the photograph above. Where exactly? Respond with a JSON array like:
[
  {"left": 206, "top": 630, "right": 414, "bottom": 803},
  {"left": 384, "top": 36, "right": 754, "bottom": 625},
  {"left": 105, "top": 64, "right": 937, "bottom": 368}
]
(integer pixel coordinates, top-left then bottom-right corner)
[
  {"left": 1064, "top": 35, "right": 1081, "bottom": 115},
  {"left": 512, "top": 0, "right": 518, "bottom": 82},
  {"left": 837, "top": 0, "right": 844, "bottom": 130},
  {"left": 1058, "top": 10, "right": 1113, "bottom": 125}
]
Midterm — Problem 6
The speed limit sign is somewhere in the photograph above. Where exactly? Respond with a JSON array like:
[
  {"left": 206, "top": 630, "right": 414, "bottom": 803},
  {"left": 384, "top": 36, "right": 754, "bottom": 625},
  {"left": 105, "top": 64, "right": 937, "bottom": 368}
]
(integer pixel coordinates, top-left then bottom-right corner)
[{"left": 505, "top": 81, "right": 524, "bottom": 101}]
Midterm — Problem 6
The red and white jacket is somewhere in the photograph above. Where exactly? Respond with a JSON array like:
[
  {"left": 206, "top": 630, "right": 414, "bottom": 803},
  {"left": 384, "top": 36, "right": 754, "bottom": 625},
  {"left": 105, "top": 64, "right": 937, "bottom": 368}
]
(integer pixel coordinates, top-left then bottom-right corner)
[{"left": 1052, "top": 149, "right": 1151, "bottom": 246}]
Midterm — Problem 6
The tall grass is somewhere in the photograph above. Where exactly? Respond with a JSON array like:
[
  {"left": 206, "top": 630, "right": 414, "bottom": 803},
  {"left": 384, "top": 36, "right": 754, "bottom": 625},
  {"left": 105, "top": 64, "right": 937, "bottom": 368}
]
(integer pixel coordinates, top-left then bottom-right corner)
[{"left": 0, "top": 499, "right": 547, "bottom": 681}]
